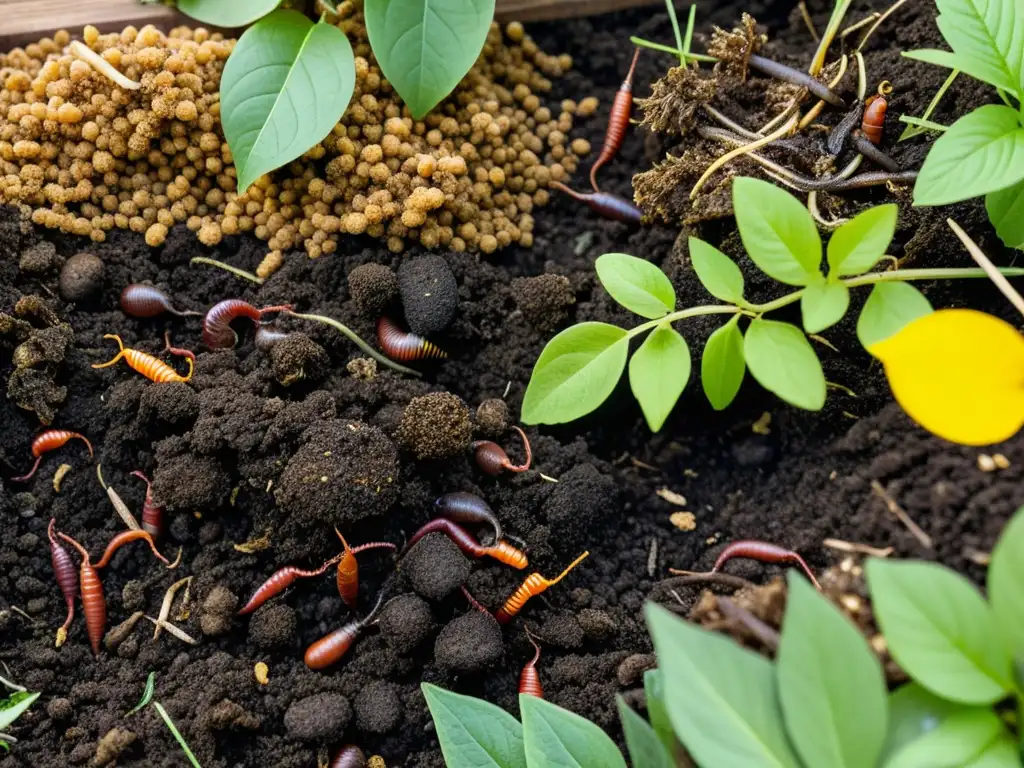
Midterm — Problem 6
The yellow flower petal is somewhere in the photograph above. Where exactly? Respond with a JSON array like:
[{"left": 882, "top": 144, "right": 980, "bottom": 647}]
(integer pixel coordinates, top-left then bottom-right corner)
[{"left": 870, "top": 309, "right": 1024, "bottom": 446}]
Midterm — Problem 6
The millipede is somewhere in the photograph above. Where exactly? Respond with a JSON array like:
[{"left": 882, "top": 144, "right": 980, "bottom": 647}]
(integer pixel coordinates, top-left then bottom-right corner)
[
  {"left": 495, "top": 551, "right": 589, "bottom": 623},
  {"left": 519, "top": 629, "right": 544, "bottom": 698},
  {"left": 376, "top": 316, "right": 447, "bottom": 362},
  {"left": 92, "top": 334, "right": 193, "bottom": 383},
  {"left": 202, "top": 299, "right": 293, "bottom": 349},
  {"left": 131, "top": 470, "right": 164, "bottom": 540}
]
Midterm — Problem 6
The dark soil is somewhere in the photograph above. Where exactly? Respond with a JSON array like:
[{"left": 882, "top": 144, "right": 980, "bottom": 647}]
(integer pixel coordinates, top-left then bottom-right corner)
[{"left": 2, "top": 1, "right": 1023, "bottom": 766}]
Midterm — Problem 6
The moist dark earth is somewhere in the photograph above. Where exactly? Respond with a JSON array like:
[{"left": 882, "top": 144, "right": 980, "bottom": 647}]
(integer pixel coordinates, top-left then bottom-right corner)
[{"left": 2, "top": 1, "right": 1023, "bottom": 766}]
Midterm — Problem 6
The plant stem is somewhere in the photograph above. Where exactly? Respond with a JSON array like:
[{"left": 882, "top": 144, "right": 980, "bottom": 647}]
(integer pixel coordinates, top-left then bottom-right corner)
[
  {"left": 664, "top": 0, "right": 685, "bottom": 65},
  {"left": 189, "top": 257, "right": 264, "bottom": 285},
  {"left": 947, "top": 219, "right": 1024, "bottom": 318},
  {"left": 899, "top": 69, "right": 957, "bottom": 141},
  {"left": 682, "top": 4, "right": 697, "bottom": 61},
  {"left": 153, "top": 702, "right": 202, "bottom": 768},
  {"left": 898, "top": 116, "right": 949, "bottom": 133},
  {"left": 809, "top": 0, "right": 853, "bottom": 75},
  {"left": 287, "top": 311, "right": 422, "bottom": 377},
  {"left": 628, "top": 36, "right": 717, "bottom": 63}
]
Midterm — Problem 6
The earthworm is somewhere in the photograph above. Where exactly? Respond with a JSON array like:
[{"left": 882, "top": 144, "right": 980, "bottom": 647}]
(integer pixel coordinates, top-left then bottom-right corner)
[
  {"left": 495, "top": 551, "right": 589, "bottom": 624},
  {"left": 330, "top": 746, "right": 367, "bottom": 768},
  {"left": 119, "top": 284, "right": 202, "bottom": 318},
  {"left": 471, "top": 426, "right": 532, "bottom": 475},
  {"left": 405, "top": 519, "right": 528, "bottom": 569},
  {"left": 202, "top": 299, "right": 293, "bottom": 349},
  {"left": 376, "top": 316, "right": 447, "bottom": 362},
  {"left": 237, "top": 558, "right": 340, "bottom": 615},
  {"left": 519, "top": 629, "right": 544, "bottom": 698},
  {"left": 48, "top": 519, "right": 78, "bottom": 648},
  {"left": 94, "top": 529, "right": 175, "bottom": 569},
  {"left": 747, "top": 54, "right": 846, "bottom": 107},
  {"left": 55, "top": 531, "right": 105, "bottom": 656},
  {"left": 711, "top": 540, "right": 821, "bottom": 589},
  {"left": 861, "top": 82, "right": 891, "bottom": 145},
  {"left": 852, "top": 130, "right": 901, "bottom": 172},
  {"left": 590, "top": 48, "right": 640, "bottom": 193},
  {"left": 12, "top": 430, "right": 93, "bottom": 482},
  {"left": 548, "top": 181, "right": 644, "bottom": 224},
  {"left": 784, "top": 169, "right": 917, "bottom": 192},
  {"left": 827, "top": 105, "right": 863, "bottom": 155},
  {"left": 334, "top": 528, "right": 397, "bottom": 609},
  {"left": 460, "top": 585, "right": 490, "bottom": 614},
  {"left": 92, "top": 334, "right": 193, "bottom": 383},
  {"left": 163, "top": 331, "right": 195, "bottom": 363},
  {"left": 304, "top": 592, "right": 384, "bottom": 670},
  {"left": 435, "top": 492, "right": 502, "bottom": 543},
  {"left": 131, "top": 471, "right": 164, "bottom": 540}
]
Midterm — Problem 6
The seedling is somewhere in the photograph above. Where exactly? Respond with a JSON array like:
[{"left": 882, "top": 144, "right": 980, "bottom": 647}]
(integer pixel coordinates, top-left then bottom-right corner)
[
  {"left": 521, "top": 177, "right": 1024, "bottom": 431},
  {"left": 154, "top": 701, "right": 202, "bottom": 768},
  {"left": 125, "top": 672, "right": 155, "bottom": 716},
  {"left": 0, "top": 688, "right": 40, "bottom": 752}
]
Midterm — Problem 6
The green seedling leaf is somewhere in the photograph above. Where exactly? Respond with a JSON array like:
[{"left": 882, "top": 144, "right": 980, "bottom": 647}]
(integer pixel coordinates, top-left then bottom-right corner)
[
  {"left": 153, "top": 701, "right": 202, "bottom": 768},
  {"left": 629, "top": 324, "right": 691, "bottom": 431},
  {"left": 595, "top": 253, "right": 676, "bottom": 318},
  {"left": 520, "top": 694, "right": 627, "bottom": 768},
  {"left": 986, "top": 179, "right": 1024, "bottom": 249},
  {"left": 733, "top": 177, "right": 822, "bottom": 286},
  {"left": 645, "top": 602, "right": 801, "bottom": 768},
  {"left": 857, "top": 282, "right": 932, "bottom": 350},
  {"left": 521, "top": 322, "right": 629, "bottom": 425},
  {"left": 0, "top": 691, "right": 40, "bottom": 732},
  {"left": 801, "top": 278, "right": 850, "bottom": 333},
  {"left": 177, "top": 0, "right": 281, "bottom": 26},
  {"left": 701, "top": 315, "right": 745, "bottom": 411},
  {"left": 617, "top": 695, "right": 674, "bottom": 768},
  {"left": 0, "top": 741, "right": 7, "bottom": 752},
  {"left": 882, "top": 683, "right": 968, "bottom": 763},
  {"left": 883, "top": 708, "right": 1009, "bottom": 768},
  {"left": 866, "top": 559, "right": 1012, "bottom": 705},
  {"left": 914, "top": 105, "right": 1024, "bottom": 206},
  {"left": 903, "top": 48, "right": 964, "bottom": 73},
  {"left": 986, "top": 505, "right": 1024, "bottom": 661},
  {"left": 744, "top": 319, "right": 825, "bottom": 411},
  {"left": 827, "top": 204, "right": 898, "bottom": 276},
  {"left": 777, "top": 573, "right": 888, "bottom": 768},
  {"left": 932, "top": 0, "right": 1024, "bottom": 97},
  {"left": 422, "top": 684, "right": 526, "bottom": 768},
  {"left": 689, "top": 238, "right": 744, "bottom": 303},
  {"left": 365, "top": 0, "right": 495, "bottom": 120},
  {"left": 126, "top": 672, "right": 155, "bottom": 716},
  {"left": 644, "top": 670, "right": 681, "bottom": 760},
  {"left": 221, "top": 11, "right": 355, "bottom": 194}
]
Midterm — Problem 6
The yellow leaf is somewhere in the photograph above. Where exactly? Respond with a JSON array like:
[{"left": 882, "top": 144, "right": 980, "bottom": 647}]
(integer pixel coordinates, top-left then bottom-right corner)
[{"left": 870, "top": 309, "right": 1024, "bottom": 446}]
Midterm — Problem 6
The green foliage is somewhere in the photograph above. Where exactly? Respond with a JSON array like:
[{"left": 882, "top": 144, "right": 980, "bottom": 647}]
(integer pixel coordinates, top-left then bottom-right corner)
[
  {"left": 689, "top": 238, "right": 745, "bottom": 303},
  {"left": 986, "top": 508, "right": 1024, "bottom": 662},
  {"left": 616, "top": 695, "right": 674, "bottom": 768},
  {"left": 801, "top": 279, "right": 850, "bottom": 333},
  {"left": 520, "top": 695, "right": 626, "bottom": 767},
  {"left": 220, "top": 11, "right": 355, "bottom": 193},
  {"left": 421, "top": 683, "right": 526, "bottom": 768},
  {"left": 882, "top": 709, "right": 1013, "bottom": 768},
  {"left": 628, "top": 323, "right": 691, "bottom": 431},
  {"left": 153, "top": 702, "right": 203, "bottom": 768},
  {"left": 364, "top": 0, "right": 496, "bottom": 119},
  {"left": 177, "top": 0, "right": 281, "bottom": 26},
  {"left": 881, "top": 683, "right": 965, "bottom": 763},
  {"left": 744, "top": 319, "right": 825, "bottom": 410},
  {"left": 856, "top": 282, "right": 932, "bottom": 348},
  {"left": 0, "top": 691, "right": 40, "bottom": 733},
  {"left": 595, "top": 252, "right": 676, "bottom": 319},
  {"left": 643, "top": 670, "right": 682, "bottom": 760},
  {"left": 985, "top": 179, "right": 1024, "bottom": 248},
  {"left": 827, "top": 205, "right": 898, "bottom": 276},
  {"left": 126, "top": 672, "right": 155, "bottom": 716},
  {"left": 701, "top": 316, "right": 746, "bottom": 411}
]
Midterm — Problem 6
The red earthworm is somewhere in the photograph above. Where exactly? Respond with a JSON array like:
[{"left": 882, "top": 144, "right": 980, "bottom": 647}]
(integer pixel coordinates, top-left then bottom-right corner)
[
  {"left": 405, "top": 519, "right": 528, "bottom": 569},
  {"left": 376, "top": 316, "right": 447, "bottom": 362},
  {"left": 56, "top": 531, "right": 105, "bottom": 656},
  {"left": 94, "top": 529, "right": 176, "bottom": 569},
  {"left": 237, "top": 557, "right": 340, "bottom": 615},
  {"left": 495, "top": 551, "right": 589, "bottom": 624},
  {"left": 92, "top": 334, "right": 193, "bottom": 383},
  {"left": 712, "top": 540, "right": 821, "bottom": 589},
  {"left": 590, "top": 48, "right": 640, "bottom": 193},
  {"left": 120, "top": 284, "right": 202, "bottom": 318},
  {"left": 330, "top": 745, "right": 367, "bottom": 768},
  {"left": 304, "top": 592, "right": 384, "bottom": 670},
  {"left": 748, "top": 54, "right": 846, "bottom": 108},
  {"left": 471, "top": 426, "right": 532, "bottom": 476},
  {"left": 12, "top": 429, "right": 93, "bottom": 482},
  {"left": 861, "top": 82, "right": 891, "bottom": 145},
  {"left": 548, "top": 181, "right": 644, "bottom": 224},
  {"left": 164, "top": 330, "right": 195, "bottom": 364},
  {"left": 852, "top": 130, "right": 900, "bottom": 172},
  {"left": 460, "top": 585, "right": 490, "bottom": 614},
  {"left": 519, "top": 629, "right": 544, "bottom": 698},
  {"left": 48, "top": 519, "right": 78, "bottom": 648},
  {"left": 202, "top": 299, "right": 293, "bottom": 349},
  {"left": 435, "top": 492, "right": 502, "bottom": 543},
  {"left": 130, "top": 470, "right": 164, "bottom": 540}
]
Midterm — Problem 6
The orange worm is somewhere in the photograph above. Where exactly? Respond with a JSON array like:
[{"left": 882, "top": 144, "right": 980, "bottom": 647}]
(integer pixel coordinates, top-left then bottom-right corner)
[
  {"left": 48, "top": 519, "right": 78, "bottom": 648},
  {"left": 13, "top": 429, "right": 93, "bottom": 482},
  {"left": 495, "top": 551, "right": 589, "bottom": 624},
  {"left": 861, "top": 82, "right": 891, "bottom": 145},
  {"left": 590, "top": 48, "right": 640, "bottom": 193},
  {"left": 376, "top": 316, "right": 447, "bottom": 362},
  {"left": 334, "top": 529, "right": 396, "bottom": 609},
  {"left": 404, "top": 519, "right": 528, "bottom": 569},
  {"left": 56, "top": 531, "right": 105, "bottom": 656},
  {"left": 131, "top": 470, "right": 164, "bottom": 540},
  {"left": 92, "top": 334, "right": 193, "bottom": 383},
  {"left": 94, "top": 529, "right": 177, "bottom": 569},
  {"left": 238, "top": 557, "right": 340, "bottom": 615},
  {"left": 471, "top": 426, "right": 532, "bottom": 476},
  {"left": 304, "top": 592, "right": 384, "bottom": 670},
  {"left": 519, "top": 629, "right": 544, "bottom": 697}
]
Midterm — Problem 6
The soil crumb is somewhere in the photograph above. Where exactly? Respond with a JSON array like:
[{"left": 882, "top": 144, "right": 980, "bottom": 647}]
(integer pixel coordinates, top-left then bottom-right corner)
[
  {"left": 58, "top": 252, "right": 104, "bottom": 302},
  {"left": 397, "top": 392, "right": 473, "bottom": 460},
  {"left": 397, "top": 254, "right": 459, "bottom": 335},
  {"left": 284, "top": 693, "right": 352, "bottom": 742},
  {"left": 511, "top": 274, "right": 575, "bottom": 332},
  {"left": 475, "top": 398, "right": 510, "bottom": 438},
  {"left": 248, "top": 604, "right": 298, "bottom": 650},
  {"left": 435, "top": 611, "right": 504, "bottom": 674},
  {"left": 348, "top": 263, "right": 398, "bottom": 318},
  {"left": 402, "top": 533, "right": 473, "bottom": 601},
  {"left": 355, "top": 681, "right": 403, "bottom": 734},
  {"left": 378, "top": 594, "right": 436, "bottom": 655}
]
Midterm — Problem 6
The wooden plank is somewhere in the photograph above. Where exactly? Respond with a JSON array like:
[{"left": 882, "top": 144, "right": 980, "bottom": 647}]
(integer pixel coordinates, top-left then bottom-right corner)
[{"left": 0, "top": 0, "right": 660, "bottom": 48}]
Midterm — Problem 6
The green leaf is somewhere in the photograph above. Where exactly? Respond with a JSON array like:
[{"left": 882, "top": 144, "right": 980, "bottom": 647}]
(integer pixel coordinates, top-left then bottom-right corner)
[
  {"left": 744, "top": 319, "right": 825, "bottom": 411},
  {"left": 800, "top": 278, "right": 850, "bottom": 333},
  {"left": 616, "top": 695, "right": 674, "bottom": 768},
  {"left": 986, "top": 179, "right": 1024, "bottom": 248},
  {"left": 882, "top": 683, "right": 967, "bottom": 763},
  {"left": 520, "top": 694, "right": 627, "bottom": 768},
  {"left": 965, "top": 733, "right": 1019, "bottom": 768},
  {"left": 903, "top": 48, "right": 964, "bottom": 73},
  {"left": 126, "top": 672, "right": 155, "bottom": 716},
  {"left": 221, "top": 11, "right": 355, "bottom": 194},
  {"left": 701, "top": 315, "right": 745, "bottom": 411},
  {"left": 644, "top": 670, "right": 681, "bottom": 761},
  {"left": 857, "top": 282, "right": 933, "bottom": 350},
  {"left": 866, "top": 559, "right": 1013, "bottom": 705},
  {"left": 645, "top": 602, "right": 801, "bottom": 768},
  {"left": 733, "top": 177, "right": 822, "bottom": 286},
  {"left": 595, "top": 253, "right": 676, "bottom": 318},
  {"left": 689, "top": 238, "right": 744, "bottom": 303},
  {"left": 827, "top": 204, "right": 898, "bottom": 276},
  {"left": 364, "top": 0, "right": 496, "bottom": 120},
  {"left": 883, "top": 708, "right": 1008, "bottom": 768},
  {"left": 177, "top": 0, "right": 280, "bottom": 26},
  {"left": 628, "top": 324, "right": 691, "bottom": 431},
  {"left": 521, "top": 322, "right": 629, "bottom": 425},
  {"left": 777, "top": 573, "right": 888, "bottom": 768},
  {"left": 914, "top": 106, "right": 1024, "bottom": 206},
  {"left": 421, "top": 683, "right": 527, "bottom": 768},
  {"left": 987, "top": 506, "right": 1024, "bottom": 661},
  {"left": 0, "top": 691, "right": 40, "bottom": 732},
  {"left": 933, "top": 0, "right": 1024, "bottom": 97}
]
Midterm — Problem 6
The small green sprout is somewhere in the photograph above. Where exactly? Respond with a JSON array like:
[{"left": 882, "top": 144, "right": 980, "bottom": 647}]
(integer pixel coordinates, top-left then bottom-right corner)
[
  {"left": 153, "top": 701, "right": 202, "bottom": 768},
  {"left": 125, "top": 672, "right": 155, "bottom": 716},
  {"left": 0, "top": 690, "right": 41, "bottom": 752}
]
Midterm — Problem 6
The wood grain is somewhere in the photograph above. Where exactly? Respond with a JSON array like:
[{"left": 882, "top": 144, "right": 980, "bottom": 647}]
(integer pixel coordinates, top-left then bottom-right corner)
[{"left": 0, "top": 0, "right": 660, "bottom": 47}]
